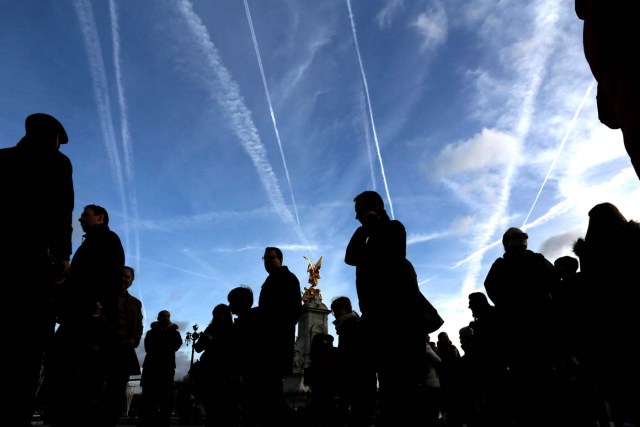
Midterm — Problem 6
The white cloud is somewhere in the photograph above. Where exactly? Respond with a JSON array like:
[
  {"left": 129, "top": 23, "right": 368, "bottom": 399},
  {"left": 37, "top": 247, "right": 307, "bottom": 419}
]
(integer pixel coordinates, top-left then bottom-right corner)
[
  {"left": 411, "top": 4, "right": 447, "bottom": 52},
  {"left": 432, "top": 128, "right": 521, "bottom": 177},
  {"left": 376, "top": 0, "right": 404, "bottom": 28}
]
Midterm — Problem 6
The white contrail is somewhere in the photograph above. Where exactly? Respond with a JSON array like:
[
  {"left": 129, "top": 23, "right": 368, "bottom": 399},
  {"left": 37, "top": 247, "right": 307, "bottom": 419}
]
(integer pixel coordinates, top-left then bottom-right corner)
[
  {"left": 358, "top": 90, "right": 377, "bottom": 190},
  {"left": 176, "top": 0, "right": 314, "bottom": 252},
  {"left": 243, "top": 0, "right": 300, "bottom": 225},
  {"left": 346, "top": 0, "right": 395, "bottom": 218},
  {"left": 109, "top": 0, "right": 141, "bottom": 268},
  {"left": 522, "top": 81, "right": 595, "bottom": 226},
  {"left": 73, "top": 0, "right": 129, "bottom": 224},
  {"left": 457, "top": 0, "right": 562, "bottom": 298}
]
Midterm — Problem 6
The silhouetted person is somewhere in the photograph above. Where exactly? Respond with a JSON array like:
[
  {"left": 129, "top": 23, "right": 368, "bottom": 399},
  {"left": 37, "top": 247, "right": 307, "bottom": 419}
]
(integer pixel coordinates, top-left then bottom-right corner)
[
  {"left": 548, "top": 256, "right": 600, "bottom": 427},
  {"left": 551, "top": 256, "right": 586, "bottom": 363},
  {"left": 103, "top": 266, "right": 143, "bottom": 425},
  {"left": 466, "top": 292, "right": 510, "bottom": 427},
  {"left": 573, "top": 202, "right": 640, "bottom": 427},
  {"left": 304, "top": 333, "right": 340, "bottom": 427},
  {"left": 139, "top": 310, "right": 183, "bottom": 427},
  {"left": 484, "top": 227, "right": 560, "bottom": 427},
  {"left": 193, "top": 303, "right": 240, "bottom": 427},
  {"left": 49, "top": 204, "right": 125, "bottom": 426},
  {"left": 435, "top": 332, "right": 462, "bottom": 427},
  {"left": 227, "top": 285, "right": 263, "bottom": 427},
  {"left": 256, "top": 247, "right": 302, "bottom": 426},
  {"left": 330, "top": 296, "right": 376, "bottom": 427},
  {"left": 422, "top": 334, "right": 443, "bottom": 427},
  {"left": 576, "top": 0, "right": 640, "bottom": 180},
  {"left": 0, "top": 113, "right": 73, "bottom": 427},
  {"left": 345, "top": 190, "right": 429, "bottom": 426}
]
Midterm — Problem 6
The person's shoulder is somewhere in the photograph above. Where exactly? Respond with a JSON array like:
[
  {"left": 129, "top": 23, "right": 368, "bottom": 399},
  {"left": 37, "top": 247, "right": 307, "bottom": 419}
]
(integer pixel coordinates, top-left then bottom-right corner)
[
  {"left": 280, "top": 265, "right": 300, "bottom": 281},
  {"left": 389, "top": 219, "right": 406, "bottom": 230},
  {"left": 0, "top": 145, "right": 18, "bottom": 164},
  {"left": 0, "top": 145, "right": 16, "bottom": 155},
  {"left": 490, "top": 256, "right": 505, "bottom": 267},
  {"left": 625, "top": 219, "right": 640, "bottom": 234},
  {"left": 55, "top": 150, "right": 73, "bottom": 169},
  {"left": 528, "top": 250, "right": 553, "bottom": 264}
]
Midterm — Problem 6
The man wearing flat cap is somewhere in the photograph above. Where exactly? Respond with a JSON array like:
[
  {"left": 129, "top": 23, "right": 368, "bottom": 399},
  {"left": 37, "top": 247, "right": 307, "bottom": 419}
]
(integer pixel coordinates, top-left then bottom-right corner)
[{"left": 0, "top": 113, "right": 74, "bottom": 426}]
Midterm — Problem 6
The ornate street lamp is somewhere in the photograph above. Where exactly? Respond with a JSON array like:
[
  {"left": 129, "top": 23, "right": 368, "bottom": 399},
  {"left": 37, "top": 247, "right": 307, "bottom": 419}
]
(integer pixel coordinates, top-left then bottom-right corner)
[{"left": 184, "top": 323, "right": 200, "bottom": 375}]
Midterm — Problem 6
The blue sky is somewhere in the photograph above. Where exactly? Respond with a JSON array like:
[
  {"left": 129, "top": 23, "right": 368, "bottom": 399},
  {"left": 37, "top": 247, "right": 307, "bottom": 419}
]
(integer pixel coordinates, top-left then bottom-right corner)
[{"left": 2, "top": 0, "right": 638, "bottom": 380}]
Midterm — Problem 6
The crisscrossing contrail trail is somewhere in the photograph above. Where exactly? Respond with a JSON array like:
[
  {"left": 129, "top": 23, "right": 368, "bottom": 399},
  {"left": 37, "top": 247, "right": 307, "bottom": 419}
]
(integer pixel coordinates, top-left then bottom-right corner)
[
  {"left": 346, "top": 0, "right": 395, "bottom": 218},
  {"left": 522, "top": 81, "right": 595, "bottom": 226},
  {"left": 73, "top": 0, "right": 129, "bottom": 227},
  {"left": 109, "top": 0, "right": 141, "bottom": 266},
  {"left": 244, "top": 0, "right": 300, "bottom": 225}
]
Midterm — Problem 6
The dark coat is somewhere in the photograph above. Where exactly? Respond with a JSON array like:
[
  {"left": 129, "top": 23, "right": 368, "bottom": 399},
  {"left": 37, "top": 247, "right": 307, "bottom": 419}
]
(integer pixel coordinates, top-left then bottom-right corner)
[
  {"left": 484, "top": 249, "right": 557, "bottom": 318},
  {"left": 483, "top": 249, "right": 558, "bottom": 370},
  {"left": 0, "top": 135, "right": 74, "bottom": 290},
  {"left": 572, "top": 219, "right": 640, "bottom": 339},
  {"left": 345, "top": 218, "right": 407, "bottom": 320},
  {"left": 66, "top": 224, "right": 125, "bottom": 323},
  {"left": 141, "top": 321, "right": 183, "bottom": 387},
  {"left": 112, "top": 291, "right": 143, "bottom": 376},
  {"left": 258, "top": 266, "right": 302, "bottom": 375}
]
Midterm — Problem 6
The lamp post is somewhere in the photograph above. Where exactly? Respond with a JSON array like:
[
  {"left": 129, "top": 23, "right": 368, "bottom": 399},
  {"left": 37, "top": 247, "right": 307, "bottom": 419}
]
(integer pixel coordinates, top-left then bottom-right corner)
[
  {"left": 183, "top": 324, "right": 202, "bottom": 423},
  {"left": 184, "top": 323, "right": 200, "bottom": 375}
]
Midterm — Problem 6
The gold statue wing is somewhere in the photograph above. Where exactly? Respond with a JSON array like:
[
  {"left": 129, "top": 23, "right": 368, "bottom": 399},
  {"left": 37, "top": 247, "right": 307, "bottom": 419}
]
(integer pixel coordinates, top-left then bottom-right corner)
[
  {"left": 315, "top": 256, "right": 323, "bottom": 270},
  {"left": 304, "top": 256, "right": 314, "bottom": 271}
]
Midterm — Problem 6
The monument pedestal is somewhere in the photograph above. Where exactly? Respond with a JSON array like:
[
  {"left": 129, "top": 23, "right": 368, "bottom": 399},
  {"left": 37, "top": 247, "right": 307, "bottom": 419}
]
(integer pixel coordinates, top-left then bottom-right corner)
[{"left": 284, "top": 294, "right": 330, "bottom": 395}]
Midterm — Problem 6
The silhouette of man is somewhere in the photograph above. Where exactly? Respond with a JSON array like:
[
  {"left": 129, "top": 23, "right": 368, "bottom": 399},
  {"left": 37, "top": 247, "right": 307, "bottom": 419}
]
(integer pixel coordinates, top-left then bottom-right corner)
[
  {"left": 49, "top": 204, "right": 125, "bottom": 426},
  {"left": 483, "top": 227, "right": 559, "bottom": 427},
  {"left": 573, "top": 202, "right": 640, "bottom": 426},
  {"left": 345, "top": 190, "right": 429, "bottom": 426},
  {"left": 0, "top": 113, "right": 73, "bottom": 427},
  {"left": 139, "top": 310, "right": 183, "bottom": 427},
  {"left": 256, "top": 247, "right": 302, "bottom": 426},
  {"left": 103, "top": 266, "right": 143, "bottom": 426},
  {"left": 576, "top": 0, "right": 640, "bottom": 179}
]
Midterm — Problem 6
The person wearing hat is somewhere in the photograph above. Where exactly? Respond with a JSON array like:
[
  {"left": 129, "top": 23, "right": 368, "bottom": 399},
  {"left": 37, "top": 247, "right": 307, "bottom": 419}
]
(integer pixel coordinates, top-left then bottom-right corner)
[{"left": 0, "top": 113, "right": 74, "bottom": 426}]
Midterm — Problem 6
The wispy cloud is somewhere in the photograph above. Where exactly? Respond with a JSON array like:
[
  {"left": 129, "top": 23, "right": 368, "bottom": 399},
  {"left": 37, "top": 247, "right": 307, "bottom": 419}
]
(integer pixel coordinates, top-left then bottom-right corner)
[
  {"left": 445, "top": 0, "right": 563, "bottom": 297},
  {"left": 243, "top": 0, "right": 300, "bottom": 225},
  {"left": 376, "top": 0, "right": 404, "bottom": 29},
  {"left": 176, "top": 0, "right": 296, "bottom": 227},
  {"left": 174, "top": 0, "right": 319, "bottom": 257},
  {"left": 73, "top": 0, "right": 129, "bottom": 233},
  {"left": 411, "top": 2, "right": 448, "bottom": 52}
]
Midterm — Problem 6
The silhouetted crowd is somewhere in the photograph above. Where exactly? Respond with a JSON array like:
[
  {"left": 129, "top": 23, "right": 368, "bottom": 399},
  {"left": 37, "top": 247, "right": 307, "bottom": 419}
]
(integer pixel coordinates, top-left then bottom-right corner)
[{"left": 3, "top": 69, "right": 640, "bottom": 427}]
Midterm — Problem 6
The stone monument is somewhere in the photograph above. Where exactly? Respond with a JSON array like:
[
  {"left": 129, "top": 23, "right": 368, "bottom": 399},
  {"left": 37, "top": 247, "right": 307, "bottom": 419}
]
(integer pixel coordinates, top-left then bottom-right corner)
[{"left": 283, "top": 256, "right": 330, "bottom": 397}]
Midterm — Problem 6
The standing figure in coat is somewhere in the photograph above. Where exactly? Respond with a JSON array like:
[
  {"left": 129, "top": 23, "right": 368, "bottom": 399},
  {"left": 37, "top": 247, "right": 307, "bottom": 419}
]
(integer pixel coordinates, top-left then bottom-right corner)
[
  {"left": 103, "top": 266, "right": 143, "bottom": 425},
  {"left": 483, "top": 227, "right": 560, "bottom": 427},
  {"left": 48, "top": 204, "right": 125, "bottom": 426},
  {"left": 330, "top": 296, "right": 376, "bottom": 427},
  {"left": 139, "top": 310, "right": 183, "bottom": 427},
  {"left": 573, "top": 202, "right": 640, "bottom": 427},
  {"left": 193, "top": 303, "right": 240, "bottom": 427},
  {"left": 345, "top": 190, "right": 428, "bottom": 426},
  {"left": 0, "top": 113, "right": 74, "bottom": 427},
  {"left": 256, "top": 247, "right": 303, "bottom": 426}
]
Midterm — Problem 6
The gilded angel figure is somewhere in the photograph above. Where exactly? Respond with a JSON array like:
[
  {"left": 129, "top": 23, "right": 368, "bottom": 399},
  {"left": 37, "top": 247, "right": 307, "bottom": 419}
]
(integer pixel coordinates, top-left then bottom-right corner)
[
  {"left": 304, "top": 256, "right": 322, "bottom": 286},
  {"left": 302, "top": 256, "right": 323, "bottom": 303}
]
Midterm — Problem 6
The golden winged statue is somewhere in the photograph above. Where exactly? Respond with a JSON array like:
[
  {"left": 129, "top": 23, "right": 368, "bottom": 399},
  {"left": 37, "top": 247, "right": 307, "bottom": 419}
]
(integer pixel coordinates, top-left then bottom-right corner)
[{"left": 302, "top": 256, "right": 323, "bottom": 303}]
